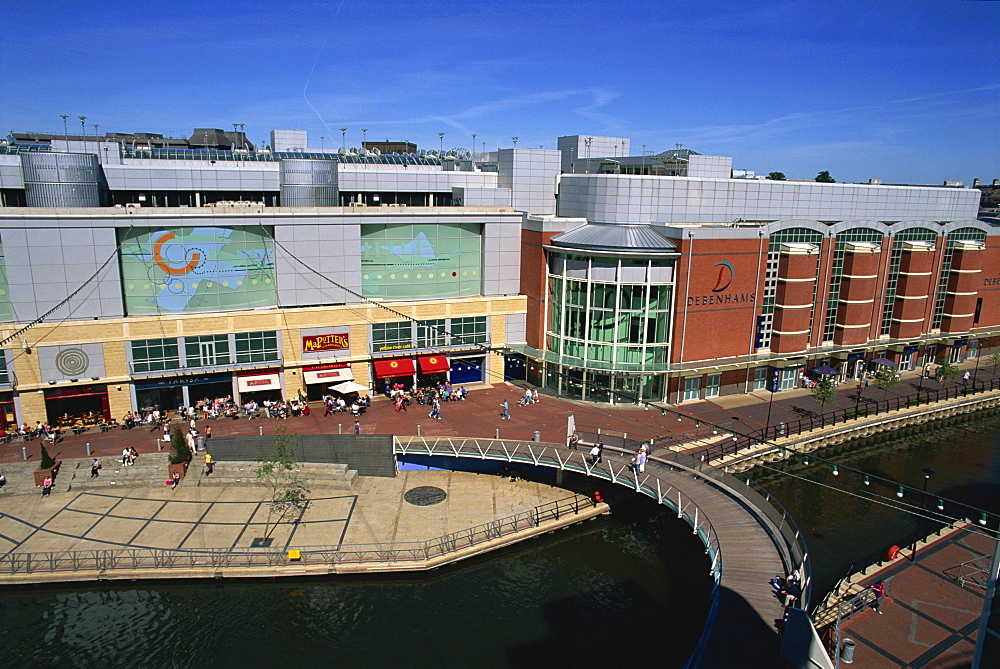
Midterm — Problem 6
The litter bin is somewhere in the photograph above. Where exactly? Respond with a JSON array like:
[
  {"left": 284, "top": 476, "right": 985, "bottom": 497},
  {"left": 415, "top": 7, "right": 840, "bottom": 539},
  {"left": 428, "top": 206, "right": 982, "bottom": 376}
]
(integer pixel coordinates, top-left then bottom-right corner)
[
  {"left": 196, "top": 436, "right": 206, "bottom": 451},
  {"left": 533, "top": 430, "right": 541, "bottom": 442},
  {"left": 841, "top": 638, "right": 856, "bottom": 664}
]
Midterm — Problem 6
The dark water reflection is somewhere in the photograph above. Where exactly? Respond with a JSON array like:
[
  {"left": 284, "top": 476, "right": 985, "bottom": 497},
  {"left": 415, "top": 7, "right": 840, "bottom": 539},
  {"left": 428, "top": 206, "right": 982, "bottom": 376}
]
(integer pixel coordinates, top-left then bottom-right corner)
[
  {"left": 0, "top": 499, "right": 711, "bottom": 669},
  {"left": 761, "top": 411, "right": 1000, "bottom": 598}
]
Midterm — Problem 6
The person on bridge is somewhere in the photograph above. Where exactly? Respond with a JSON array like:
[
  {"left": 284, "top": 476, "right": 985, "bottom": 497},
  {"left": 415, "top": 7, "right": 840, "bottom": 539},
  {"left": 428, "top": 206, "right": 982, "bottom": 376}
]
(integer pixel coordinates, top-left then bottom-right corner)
[{"left": 870, "top": 580, "right": 885, "bottom": 614}]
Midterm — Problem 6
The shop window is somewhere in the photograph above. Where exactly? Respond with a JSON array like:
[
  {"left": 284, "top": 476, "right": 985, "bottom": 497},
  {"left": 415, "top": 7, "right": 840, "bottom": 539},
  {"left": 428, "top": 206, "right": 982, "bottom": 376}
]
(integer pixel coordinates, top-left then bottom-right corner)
[
  {"left": 949, "top": 345, "right": 964, "bottom": 364},
  {"left": 451, "top": 316, "right": 488, "bottom": 345},
  {"left": 0, "top": 353, "right": 9, "bottom": 385},
  {"left": 131, "top": 338, "right": 181, "bottom": 373},
  {"left": 372, "top": 322, "right": 413, "bottom": 352},
  {"left": 185, "top": 334, "right": 231, "bottom": 368},
  {"left": 682, "top": 376, "right": 701, "bottom": 402},
  {"left": 780, "top": 368, "right": 798, "bottom": 390},
  {"left": 753, "top": 366, "right": 768, "bottom": 391},
  {"left": 706, "top": 374, "right": 721, "bottom": 398},
  {"left": 234, "top": 331, "right": 279, "bottom": 364}
]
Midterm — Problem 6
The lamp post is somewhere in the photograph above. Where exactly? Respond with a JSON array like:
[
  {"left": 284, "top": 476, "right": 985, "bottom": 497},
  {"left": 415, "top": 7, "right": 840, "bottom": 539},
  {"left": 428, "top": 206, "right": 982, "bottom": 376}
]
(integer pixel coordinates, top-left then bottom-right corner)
[
  {"left": 584, "top": 136, "right": 592, "bottom": 173},
  {"left": 471, "top": 133, "right": 476, "bottom": 160},
  {"left": 511, "top": 136, "right": 519, "bottom": 148},
  {"left": 78, "top": 116, "right": 87, "bottom": 140},
  {"left": 362, "top": 128, "right": 368, "bottom": 148},
  {"left": 912, "top": 467, "right": 935, "bottom": 560},
  {"left": 60, "top": 115, "right": 69, "bottom": 145},
  {"left": 765, "top": 369, "right": 779, "bottom": 438},
  {"left": 973, "top": 339, "right": 982, "bottom": 387},
  {"left": 438, "top": 132, "right": 445, "bottom": 155},
  {"left": 320, "top": 136, "right": 325, "bottom": 152},
  {"left": 340, "top": 127, "right": 347, "bottom": 151}
]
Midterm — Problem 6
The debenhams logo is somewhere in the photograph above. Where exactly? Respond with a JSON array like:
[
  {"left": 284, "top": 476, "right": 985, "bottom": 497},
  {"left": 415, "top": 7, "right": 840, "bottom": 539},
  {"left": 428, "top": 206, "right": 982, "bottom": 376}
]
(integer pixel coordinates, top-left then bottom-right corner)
[{"left": 687, "top": 261, "right": 756, "bottom": 306}]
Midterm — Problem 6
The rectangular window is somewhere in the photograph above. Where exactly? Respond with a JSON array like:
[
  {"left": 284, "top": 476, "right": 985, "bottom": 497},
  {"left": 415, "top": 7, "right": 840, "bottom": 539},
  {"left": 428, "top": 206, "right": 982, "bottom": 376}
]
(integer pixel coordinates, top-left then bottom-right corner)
[
  {"left": 682, "top": 376, "right": 701, "bottom": 402},
  {"left": 131, "top": 338, "right": 181, "bottom": 373},
  {"left": 451, "top": 316, "right": 488, "bottom": 345},
  {"left": 417, "top": 319, "right": 447, "bottom": 349},
  {"left": 233, "top": 331, "right": 279, "bottom": 364},
  {"left": 705, "top": 374, "right": 721, "bottom": 398},
  {"left": 780, "top": 368, "right": 798, "bottom": 391},
  {"left": 372, "top": 322, "right": 413, "bottom": 352},
  {"left": 753, "top": 366, "right": 768, "bottom": 391},
  {"left": 0, "top": 353, "right": 9, "bottom": 385},
  {"left": 185, "top": 334, "right": 231, "bottom": 368}
]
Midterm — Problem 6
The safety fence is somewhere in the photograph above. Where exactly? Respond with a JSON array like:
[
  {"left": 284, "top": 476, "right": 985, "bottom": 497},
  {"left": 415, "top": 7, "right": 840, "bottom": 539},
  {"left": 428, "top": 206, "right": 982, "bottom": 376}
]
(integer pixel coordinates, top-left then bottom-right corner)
[{"left": 694, "top": 378, "right": 1000, "bottom": 462}]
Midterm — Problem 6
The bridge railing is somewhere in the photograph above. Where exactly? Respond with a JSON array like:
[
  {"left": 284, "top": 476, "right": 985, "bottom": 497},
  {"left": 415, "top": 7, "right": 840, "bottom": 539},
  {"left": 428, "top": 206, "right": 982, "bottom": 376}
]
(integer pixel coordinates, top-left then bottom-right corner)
[
  {"left": 392, "top": 436, "right": 727, "bottom": 669},
  {"left": 694, "top": 377, "right": 1000, "bottom": 462},
  {"left": 0, "top": 491, "right": 594, "bottom": 576}
]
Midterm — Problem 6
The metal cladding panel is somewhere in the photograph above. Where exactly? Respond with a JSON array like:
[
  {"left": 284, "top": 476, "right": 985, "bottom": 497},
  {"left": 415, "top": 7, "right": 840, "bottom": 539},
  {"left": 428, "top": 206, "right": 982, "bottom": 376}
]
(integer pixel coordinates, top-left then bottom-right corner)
[
  {"left": 279, "top": 158, "right": 338, "bottom": 186},
  {"left": 20, "top": 152, "right": 103, "bottom": 207},
  {"left": 280, "top": 185, "right": 339, "bottom": 207}
]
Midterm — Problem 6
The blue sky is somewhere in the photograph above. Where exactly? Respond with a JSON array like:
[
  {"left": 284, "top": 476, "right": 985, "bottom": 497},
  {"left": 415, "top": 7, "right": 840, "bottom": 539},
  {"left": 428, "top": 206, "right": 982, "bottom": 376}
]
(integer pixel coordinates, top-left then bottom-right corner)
[{"left": 3, "top": 0, "right": 998, "bottom": 184}]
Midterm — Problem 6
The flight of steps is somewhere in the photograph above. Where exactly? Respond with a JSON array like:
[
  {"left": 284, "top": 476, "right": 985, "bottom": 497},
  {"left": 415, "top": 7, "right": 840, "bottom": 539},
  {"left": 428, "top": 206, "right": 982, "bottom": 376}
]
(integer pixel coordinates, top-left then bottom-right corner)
[{"left": 0, "top": 455, "right": 357, "bottom": 495}]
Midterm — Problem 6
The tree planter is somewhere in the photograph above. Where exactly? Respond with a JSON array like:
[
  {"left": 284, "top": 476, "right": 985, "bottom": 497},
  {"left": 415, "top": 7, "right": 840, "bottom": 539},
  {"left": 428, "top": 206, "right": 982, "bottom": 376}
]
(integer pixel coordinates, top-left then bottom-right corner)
[
  {"left": 34, "top": 461, "right": 61, "bottom": 487},
  {"left": 167, "top": 461, "right": 189, "bottom": 481}
]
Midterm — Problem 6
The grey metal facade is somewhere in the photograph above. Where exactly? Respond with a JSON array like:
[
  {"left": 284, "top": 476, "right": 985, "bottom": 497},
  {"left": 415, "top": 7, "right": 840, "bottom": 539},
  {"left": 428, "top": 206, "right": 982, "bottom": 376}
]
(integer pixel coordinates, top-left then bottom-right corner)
[
  {"left": 20, "top": 152, "right": 103, "bottom": 207},
  {"left": 279, "top": 159, "right": 338, "bottom": 207}
]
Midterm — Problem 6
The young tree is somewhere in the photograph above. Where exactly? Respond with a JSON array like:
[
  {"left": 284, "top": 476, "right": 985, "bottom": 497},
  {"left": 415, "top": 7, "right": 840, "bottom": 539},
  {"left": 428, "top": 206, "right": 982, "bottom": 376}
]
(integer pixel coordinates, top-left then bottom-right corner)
[
  {"left": 987, "top": 350, "right": 1000, "bottom": 375},
  {"left": 253, "top": 426, "right": 308, "bottom": 542},
  {"left": 168, "top": 425, "right": 192, "bottom": 465},
  {"left": 768, "top": 171, "right": 786, "bottom": 180},
  {"left": 816, "top": 170, "right": 836, "bottom": 183},
  {"left": 39, "top": 442, "right": 55, "bottom": 470},
  {"left": 936, "top": 359, "right": 960, "bottom": 384},
  {"left": 811, "top": 377, "right": 838, "bottom": 409},
  {"left": 871, "top": 367, "right": 901, "bottom": 404}
]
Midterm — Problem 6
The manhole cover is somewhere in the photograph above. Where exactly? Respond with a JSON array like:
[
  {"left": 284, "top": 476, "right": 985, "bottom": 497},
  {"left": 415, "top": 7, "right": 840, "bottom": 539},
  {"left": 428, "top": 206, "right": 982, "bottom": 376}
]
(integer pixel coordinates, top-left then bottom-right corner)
[{"left": 404, "top": 486, "right": 447, "bottom": 506}]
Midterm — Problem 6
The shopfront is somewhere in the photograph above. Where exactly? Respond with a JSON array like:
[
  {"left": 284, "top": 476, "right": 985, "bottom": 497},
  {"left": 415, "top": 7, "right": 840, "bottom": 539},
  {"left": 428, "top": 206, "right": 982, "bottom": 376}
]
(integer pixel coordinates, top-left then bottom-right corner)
[
  {"left": 0, "top": 391, "right": 15, "bottom": 429},
  {"left": 302, "top": 364, "right": 353, "bottom": 401},
  {"left": 452, "top": 355, "right": 486, "bottom": 384},
  {"left": 373, "top": 357, "right": 415, "bottom": 391},
  {"left": 236, "top": 368, "right": 284, "bottom": 403},
  {"left": 135, "top": 373, "right": 235, "bottom": 414},
  {"left": 416, "top": 354, "right": 450, "bottom": 387},
  {"left": 44, "top": 385, "right": 111, "bottom": 425}
]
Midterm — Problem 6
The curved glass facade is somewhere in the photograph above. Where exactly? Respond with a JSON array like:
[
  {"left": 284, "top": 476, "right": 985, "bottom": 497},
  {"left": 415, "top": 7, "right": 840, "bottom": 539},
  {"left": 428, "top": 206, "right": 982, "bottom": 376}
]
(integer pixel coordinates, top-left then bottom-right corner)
[{"left": 545, "top": 252, "right": 674, "bottom": 401}]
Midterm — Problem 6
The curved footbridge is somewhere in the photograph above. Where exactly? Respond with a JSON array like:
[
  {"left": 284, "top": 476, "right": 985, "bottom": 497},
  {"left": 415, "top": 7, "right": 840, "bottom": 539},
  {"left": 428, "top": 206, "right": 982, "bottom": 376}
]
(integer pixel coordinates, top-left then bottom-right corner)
[{"left": 396, "top": 436, "right": 812, "bottom": 667}]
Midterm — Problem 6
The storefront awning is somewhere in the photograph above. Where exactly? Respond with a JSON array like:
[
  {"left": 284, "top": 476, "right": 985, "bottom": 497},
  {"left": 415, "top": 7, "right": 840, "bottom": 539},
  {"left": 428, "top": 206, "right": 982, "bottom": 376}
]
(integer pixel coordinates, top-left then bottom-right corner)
[
  {"left": 417, "top": 354, "right": 450, "bottom": 374},
  {"left": 303, "top": 367, "right": 353, "bottom": 385},
  {"left": 331, "top": 381, "right": 369, "bottom": 395},
  {"left": 237, "top": 373, "right": 282, "bottom": 393},
  {"left": 373, "top": 357, "right": 416, "bottom": 378}
]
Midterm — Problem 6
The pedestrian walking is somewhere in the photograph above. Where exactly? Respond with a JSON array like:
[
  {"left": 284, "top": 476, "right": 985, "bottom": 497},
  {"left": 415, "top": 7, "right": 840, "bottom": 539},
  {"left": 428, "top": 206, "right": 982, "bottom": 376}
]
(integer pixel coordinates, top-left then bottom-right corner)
[
  {"left": 567, "top": 433, "right": 580, "bottom": 450},
  {"left": 203, "top": 452, "right": 214, "bottom": 476},
  {"left": 90, "top": 458, "right": 101, "bottom": 478},
  {"left": 532, "top": 388, "right": 539, "bottom": 403},
  {"left": 429, "top": 400, "right": 441, "bottom": 420},
  {"left": 636, "top": 448, "right": 647, "bottom": 474},
  {"left": 963, "top": 370, "right": 970, "bottom": 386},
  {"left": 596, "top": 439, "right": 604, "bottom": 463},
  {"left": 870, "top": 580, "right": 885, "bottom": 614},
  {"left": 589, "top": 445, "right": 601, "bottom": 465},
  {"left": 500, "top": 400, "right": 509, "bottom": 420},
  {"left": 354, "top": 419, "right": 361, "bottom": 434}
]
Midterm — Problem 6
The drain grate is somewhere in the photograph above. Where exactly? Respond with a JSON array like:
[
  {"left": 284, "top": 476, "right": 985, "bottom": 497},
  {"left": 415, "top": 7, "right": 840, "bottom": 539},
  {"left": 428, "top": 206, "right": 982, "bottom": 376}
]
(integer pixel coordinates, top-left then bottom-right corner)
[{"left": 403, "top": 486, "right": 447, "bottom": 506}]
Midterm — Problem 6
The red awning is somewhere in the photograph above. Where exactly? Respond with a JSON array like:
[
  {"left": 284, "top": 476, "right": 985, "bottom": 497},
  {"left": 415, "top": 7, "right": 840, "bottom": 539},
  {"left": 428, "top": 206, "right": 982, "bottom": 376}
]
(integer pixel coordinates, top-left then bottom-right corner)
[
  {"left": 417, "top": 354, "right": 450, "bottom": 374},
  {"left": 373, "top": 357, "right": 416, "bottom": 379}
]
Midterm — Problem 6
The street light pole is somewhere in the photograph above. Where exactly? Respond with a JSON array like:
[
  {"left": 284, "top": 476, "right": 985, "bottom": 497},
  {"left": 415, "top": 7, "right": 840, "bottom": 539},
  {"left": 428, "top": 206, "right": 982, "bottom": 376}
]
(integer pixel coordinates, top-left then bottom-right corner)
[
  {"left": 471, "top": 133, "right": 476, "bottom": 160},
  {"left": 438, "top": 132, "right": 445, "bottom": 156},
  {"left": 340, "top": 128, "right": 347, "bottom": 151},
  {"left": 912, "top": 467, "right": 935, "bottom": 560},
  {"left": 511, "top": 136, "right": 519, "bottom": 148},
  {"left": 60, "top": 115, "right": 69, "bottom": 146},
  {"left": 765, "top": 369, "right": 779, "bottom": 438},
  {"left": 362, "top": 128, "right": 368, "bottom": 149},
  {"left": 78, "top": 116, "right": 87, "bottom": 141}
]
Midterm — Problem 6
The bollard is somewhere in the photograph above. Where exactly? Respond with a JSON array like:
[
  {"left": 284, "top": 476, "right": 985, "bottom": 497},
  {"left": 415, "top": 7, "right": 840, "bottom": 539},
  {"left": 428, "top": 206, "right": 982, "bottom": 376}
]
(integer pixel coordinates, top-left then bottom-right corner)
[
  {"left": 21, "top": 446, "right": 27, "bottom": 461},
  {"left": 86, "top": 442, "right": 91, "bottom": 456},
  {"left": 533, "top": 430, "right": 541, "bottom": 442},
  {"left": 417, "top": 424, "right": 421, "bottom": 436},
  {"left": 157, "top": 439, "right": 163, "bottom": 451},
  {"left": 338, "top": 423, "right": 342, "bottom": 435},
  {"left": 259, "top": 426, "right": 263, "bottom": 437},
  {"left": 495, "top": 428, "right": 500, "bottom": 439}
]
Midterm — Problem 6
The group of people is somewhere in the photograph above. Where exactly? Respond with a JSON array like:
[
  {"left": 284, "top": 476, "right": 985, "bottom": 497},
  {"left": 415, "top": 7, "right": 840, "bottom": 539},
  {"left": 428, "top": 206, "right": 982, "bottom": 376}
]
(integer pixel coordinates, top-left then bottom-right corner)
[
  {"left": 323, "top": 394, "right": 369, "bottom": 416},
  {"left": 121, "top": 446, "right": 139, "bottom": 466}
]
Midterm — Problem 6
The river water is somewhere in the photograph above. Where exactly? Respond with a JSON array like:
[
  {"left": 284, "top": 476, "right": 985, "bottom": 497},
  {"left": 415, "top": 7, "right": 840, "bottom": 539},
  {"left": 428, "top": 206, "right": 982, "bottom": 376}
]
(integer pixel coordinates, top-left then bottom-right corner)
[{"left": 2, "top": 412, "right": 998, "bottom": 668}]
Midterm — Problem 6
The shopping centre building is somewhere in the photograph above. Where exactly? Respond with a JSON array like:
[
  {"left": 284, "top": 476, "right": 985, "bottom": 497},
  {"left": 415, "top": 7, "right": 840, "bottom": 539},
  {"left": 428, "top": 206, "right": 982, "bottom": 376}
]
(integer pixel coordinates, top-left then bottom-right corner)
[{"left": 0, "top": 129, "right": 996, "bottom": 425}]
